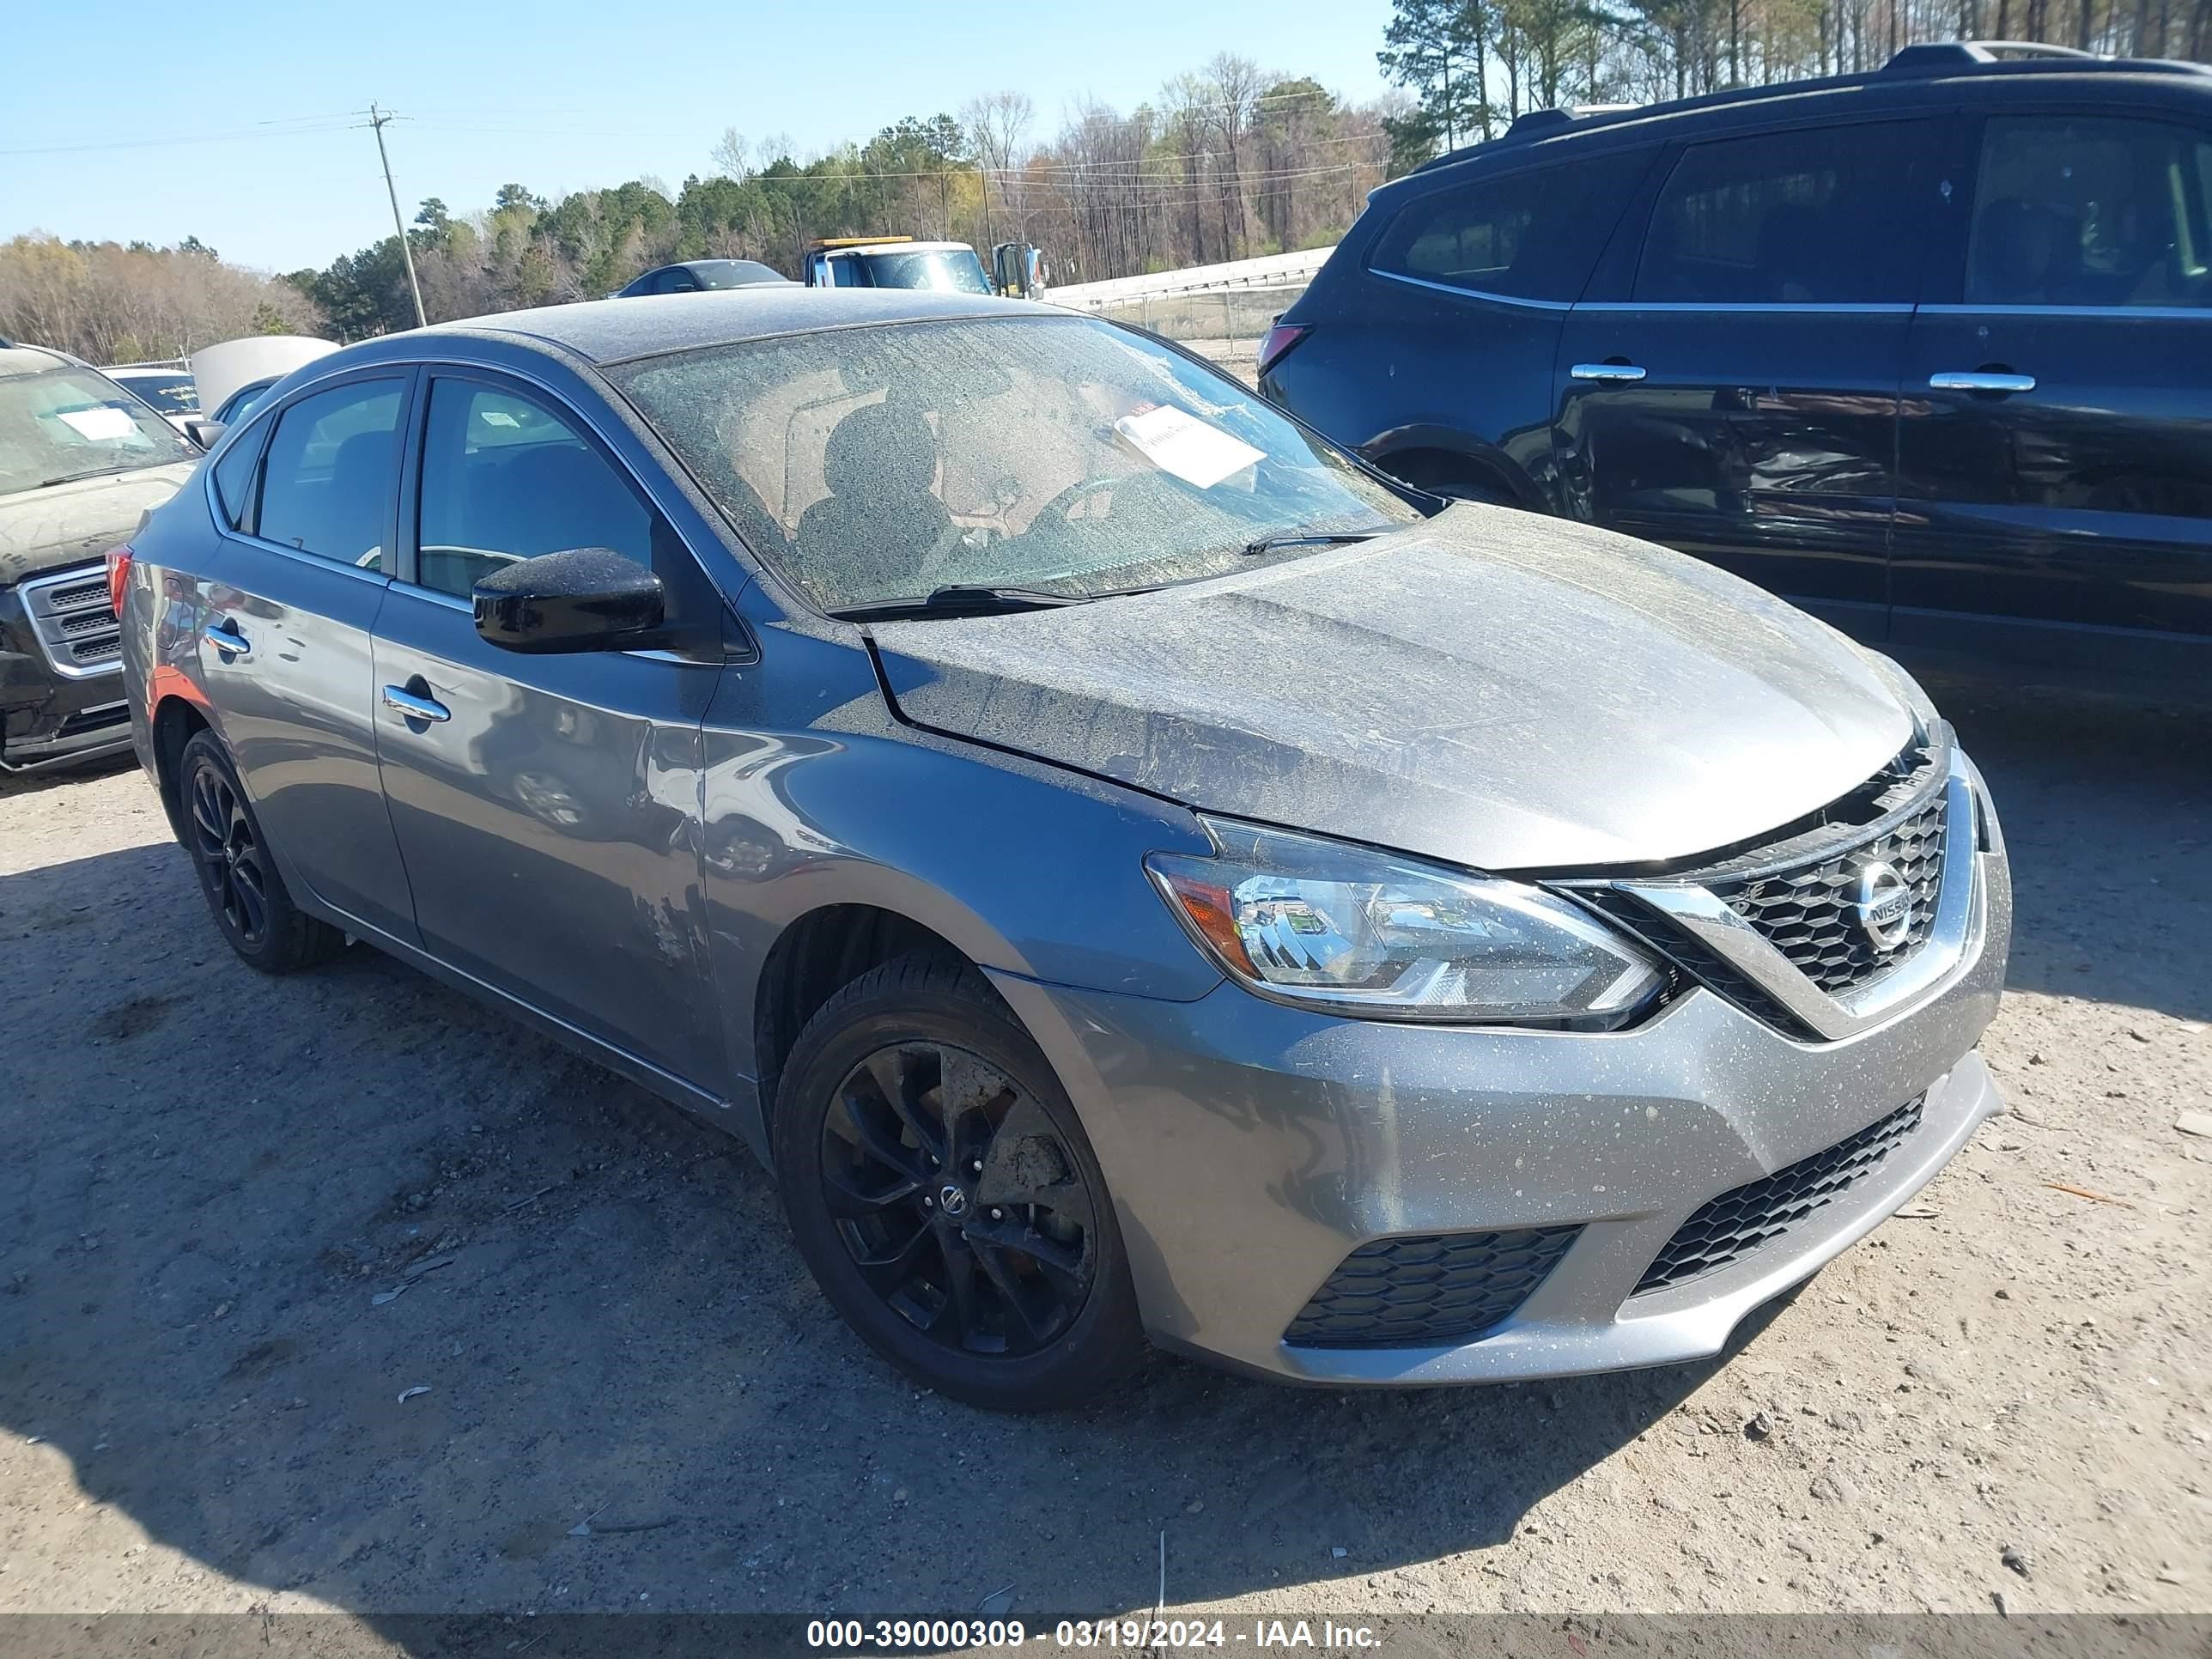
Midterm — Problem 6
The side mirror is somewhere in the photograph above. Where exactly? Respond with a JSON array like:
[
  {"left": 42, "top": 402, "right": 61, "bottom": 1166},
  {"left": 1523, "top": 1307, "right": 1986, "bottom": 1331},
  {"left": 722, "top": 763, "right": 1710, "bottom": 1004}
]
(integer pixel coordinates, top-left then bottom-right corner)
[
  {"left": 185, "top": 418, "right": 225, "bottom": 449},
  {"left": 471, "top": 547, "right": 665, "bottom": 654}
]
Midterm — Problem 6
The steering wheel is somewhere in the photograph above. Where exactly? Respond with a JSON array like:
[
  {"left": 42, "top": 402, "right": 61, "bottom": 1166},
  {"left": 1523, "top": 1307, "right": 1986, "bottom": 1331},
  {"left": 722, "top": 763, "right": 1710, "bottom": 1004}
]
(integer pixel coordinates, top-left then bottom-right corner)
[{"left": 1032, "top": 474, "right": 1127, "bottom": 526}]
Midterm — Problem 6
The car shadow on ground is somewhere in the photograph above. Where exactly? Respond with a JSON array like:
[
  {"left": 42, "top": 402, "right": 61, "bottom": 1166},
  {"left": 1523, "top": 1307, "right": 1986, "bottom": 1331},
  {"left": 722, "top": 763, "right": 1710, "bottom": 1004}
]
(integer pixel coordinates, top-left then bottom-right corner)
[{"left": 0, "top": 671, "right": 2200, "bottom": 1625}]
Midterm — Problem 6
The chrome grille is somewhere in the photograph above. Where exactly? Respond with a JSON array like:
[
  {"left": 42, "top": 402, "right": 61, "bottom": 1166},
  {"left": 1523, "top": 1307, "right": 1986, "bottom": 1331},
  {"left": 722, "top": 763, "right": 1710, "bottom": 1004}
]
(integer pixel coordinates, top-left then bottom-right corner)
[
  {"left": 1705, "top": 793, "right": 1947, "bottom": 995},
  {"left": 16, "top": 562, "right": 121, "bottom": 680}
]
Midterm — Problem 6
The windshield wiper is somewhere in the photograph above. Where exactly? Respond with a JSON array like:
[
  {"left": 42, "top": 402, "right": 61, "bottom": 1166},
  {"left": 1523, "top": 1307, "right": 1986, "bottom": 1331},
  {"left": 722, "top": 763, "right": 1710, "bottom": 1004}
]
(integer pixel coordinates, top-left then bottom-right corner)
[
  {"left": 39, "top": 464, "right": 148, "bottom": 489},
  {"left": 828, "top": 584, "right": 1091, "bottom": 623},
  {"left": 1241, "top": 528, "right": 1392, "bottom": 557}
]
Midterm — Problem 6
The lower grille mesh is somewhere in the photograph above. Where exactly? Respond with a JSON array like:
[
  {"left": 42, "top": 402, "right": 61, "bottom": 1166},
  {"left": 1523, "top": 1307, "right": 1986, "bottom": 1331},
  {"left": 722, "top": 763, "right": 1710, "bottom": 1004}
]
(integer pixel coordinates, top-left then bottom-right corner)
[
  {"left": 1632, "top": 1097, "right": 1925, "bottom": 1296},
  {"left": 1284, "top": 1226, "right": 1579, "bottom": 1348}
]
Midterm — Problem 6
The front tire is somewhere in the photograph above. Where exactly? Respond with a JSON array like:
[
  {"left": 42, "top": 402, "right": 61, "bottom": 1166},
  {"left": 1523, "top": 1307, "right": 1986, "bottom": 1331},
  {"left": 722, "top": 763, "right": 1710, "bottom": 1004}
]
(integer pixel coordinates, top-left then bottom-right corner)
[
  {"left": 179, "top": 730, "right": 343, "bottom": 975},
  {"left": 772, "top": 954, "right": 1144, "bottom": 1411}
]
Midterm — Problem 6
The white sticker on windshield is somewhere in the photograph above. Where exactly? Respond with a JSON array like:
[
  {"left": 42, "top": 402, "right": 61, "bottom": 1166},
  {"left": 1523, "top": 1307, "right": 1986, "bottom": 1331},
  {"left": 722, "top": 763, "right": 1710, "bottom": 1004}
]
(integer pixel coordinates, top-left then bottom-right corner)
[
  {"left": 56, "top": 406, "right": 137, "bottom": 441},
  {"left": 1113, "top": 404, "right": 1264, "bottom": 489}
]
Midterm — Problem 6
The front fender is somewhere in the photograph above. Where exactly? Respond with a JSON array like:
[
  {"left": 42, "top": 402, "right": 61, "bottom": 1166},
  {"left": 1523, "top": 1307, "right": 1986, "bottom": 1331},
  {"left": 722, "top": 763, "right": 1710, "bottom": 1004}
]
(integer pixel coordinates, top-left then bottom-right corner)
[{"left": 697, "top": 651, "right": 1224, "bottom": 1120}]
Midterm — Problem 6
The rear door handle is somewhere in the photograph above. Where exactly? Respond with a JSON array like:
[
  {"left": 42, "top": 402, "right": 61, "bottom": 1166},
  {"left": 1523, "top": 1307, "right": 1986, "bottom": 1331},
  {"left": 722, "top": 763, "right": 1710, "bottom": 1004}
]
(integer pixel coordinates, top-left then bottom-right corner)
[
  {"left": 203, "top": 622, "right": 250, "bottom": 659},
  {"left": 381, "top": 684, "right": 452, "bottom": 724},
  {"left": 1929, "top": 370, "right": 2035, "bottom": 394},
  {"left": 1571, "top": 362, "right": 1648, "bottom": 383}
]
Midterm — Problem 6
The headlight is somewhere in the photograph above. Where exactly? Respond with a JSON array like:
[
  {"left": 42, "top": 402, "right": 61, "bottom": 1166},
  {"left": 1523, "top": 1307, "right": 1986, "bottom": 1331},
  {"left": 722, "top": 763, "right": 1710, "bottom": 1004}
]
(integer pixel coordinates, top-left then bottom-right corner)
[{"left": 1146, "top": 817, "right": 1664, "bottom": 1027}]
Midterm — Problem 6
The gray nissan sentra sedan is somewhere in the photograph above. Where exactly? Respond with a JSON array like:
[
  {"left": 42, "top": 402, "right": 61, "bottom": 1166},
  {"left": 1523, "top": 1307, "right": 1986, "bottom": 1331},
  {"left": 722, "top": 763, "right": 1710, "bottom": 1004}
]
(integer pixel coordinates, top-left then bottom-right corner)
[{"left": 114, "top": 289, "right": 2010, "bottom": 1411}]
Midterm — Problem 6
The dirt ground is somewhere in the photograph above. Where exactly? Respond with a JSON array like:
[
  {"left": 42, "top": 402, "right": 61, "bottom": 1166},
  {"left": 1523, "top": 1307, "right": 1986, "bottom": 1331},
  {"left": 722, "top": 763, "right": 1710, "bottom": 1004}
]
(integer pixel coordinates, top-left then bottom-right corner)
[{"left": 1, "top": 660, "right": 2205, "bottom": 1632}]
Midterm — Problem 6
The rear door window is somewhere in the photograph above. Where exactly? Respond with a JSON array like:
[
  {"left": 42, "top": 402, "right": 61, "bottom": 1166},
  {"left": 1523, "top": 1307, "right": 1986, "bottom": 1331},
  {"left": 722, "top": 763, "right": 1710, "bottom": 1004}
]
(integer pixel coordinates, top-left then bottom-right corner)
[
  {"left": 253, "top": 379, "right": 404, "bottom": 571},
  {"left": 1967, "top": 116, "right": 2212, "bottom": 308},
  {"left": 1370, "top": 151, "right": 1650, "bottom": 302},
  {"left": 1636, "top": 122, "right": 1924, "bottom": 305}
]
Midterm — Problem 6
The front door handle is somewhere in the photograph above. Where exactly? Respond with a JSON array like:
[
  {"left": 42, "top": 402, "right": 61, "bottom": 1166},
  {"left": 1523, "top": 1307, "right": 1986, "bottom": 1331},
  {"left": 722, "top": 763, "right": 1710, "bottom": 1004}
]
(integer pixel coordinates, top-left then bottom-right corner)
[
  {"left": 202, "top": 622, "right": 250, "bottom": 659},
  {"left": 1571, "top": 362, "right": 1648, "bottom": 383},
  {"left": 1929, "top": 370, "right": 2035, "bottom": 394},
  {"left": 381, "top": 684, "right": 452, "bottom": 725}
]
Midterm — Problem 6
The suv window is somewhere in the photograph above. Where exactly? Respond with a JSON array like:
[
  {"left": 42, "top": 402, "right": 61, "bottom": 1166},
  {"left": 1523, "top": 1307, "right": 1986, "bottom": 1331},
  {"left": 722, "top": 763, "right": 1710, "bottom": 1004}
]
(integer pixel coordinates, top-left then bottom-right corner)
[
  {"left": 1637, "top": 122, "right": 1923, "bottom": 305},
  {"left": 1370, "top": 152, "right": 1650, "bottom": 301},
  {"left": 252, "top": 379, "right": 403, "bottom": 570},
  {"left": 416, "top": 380, "right": 654, "bottom": 599},
  {"left": 1968, "top": 116, "right": 2212, "bottom": 308}
]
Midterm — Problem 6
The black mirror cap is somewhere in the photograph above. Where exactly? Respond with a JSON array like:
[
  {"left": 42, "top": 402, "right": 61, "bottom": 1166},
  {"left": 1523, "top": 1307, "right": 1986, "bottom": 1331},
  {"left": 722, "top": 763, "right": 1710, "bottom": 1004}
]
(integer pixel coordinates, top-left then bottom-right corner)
[
  {"left": 185, "top": 418, "right": 225, "bottom": 450},
  {"left": 471, "top": 547, "right": 665, "bottom": 654}
]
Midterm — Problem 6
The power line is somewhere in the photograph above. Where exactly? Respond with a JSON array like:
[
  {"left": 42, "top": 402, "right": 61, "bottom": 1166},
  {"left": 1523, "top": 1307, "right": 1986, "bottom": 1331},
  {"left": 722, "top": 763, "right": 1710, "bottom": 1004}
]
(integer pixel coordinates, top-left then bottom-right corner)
[{"left": 0, "top": 115, "right": 362, "bottom": 158}]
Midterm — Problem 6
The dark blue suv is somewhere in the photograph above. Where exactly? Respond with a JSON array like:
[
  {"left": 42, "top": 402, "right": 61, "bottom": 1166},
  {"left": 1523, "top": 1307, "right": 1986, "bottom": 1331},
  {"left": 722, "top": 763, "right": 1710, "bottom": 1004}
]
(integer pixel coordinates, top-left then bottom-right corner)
[{"left": 1263, "top": 41, "right": 2212, "bottom": 677}]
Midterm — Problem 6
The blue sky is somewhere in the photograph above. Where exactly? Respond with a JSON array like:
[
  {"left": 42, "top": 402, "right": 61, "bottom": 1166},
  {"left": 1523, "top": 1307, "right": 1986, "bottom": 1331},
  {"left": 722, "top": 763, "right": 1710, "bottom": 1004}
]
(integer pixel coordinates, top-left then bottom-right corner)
[{"left": 2, "top": 0, "right": 1395, "bottom": 274}]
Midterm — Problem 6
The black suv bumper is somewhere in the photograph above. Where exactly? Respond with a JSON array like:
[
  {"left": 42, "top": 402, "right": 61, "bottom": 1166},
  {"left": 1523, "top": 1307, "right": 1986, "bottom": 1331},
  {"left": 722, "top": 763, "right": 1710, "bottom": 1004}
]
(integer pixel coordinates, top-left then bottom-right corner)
[{"left": 1, "top": 564, "right": 133, "bottom": 773}]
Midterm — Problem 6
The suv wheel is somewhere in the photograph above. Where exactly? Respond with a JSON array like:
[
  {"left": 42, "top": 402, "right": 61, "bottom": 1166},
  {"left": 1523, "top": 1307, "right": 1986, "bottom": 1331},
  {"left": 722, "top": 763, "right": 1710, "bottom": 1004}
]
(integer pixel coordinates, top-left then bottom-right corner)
[
  {"left": 772, "top": 954, "right": 1144, "bottom": 1411},
  {"left": 179, "top": 731, "right": 344, "bottom": 974},
  {"left": 1386, "top": 454, "right": 1514, "bottom": 506}
]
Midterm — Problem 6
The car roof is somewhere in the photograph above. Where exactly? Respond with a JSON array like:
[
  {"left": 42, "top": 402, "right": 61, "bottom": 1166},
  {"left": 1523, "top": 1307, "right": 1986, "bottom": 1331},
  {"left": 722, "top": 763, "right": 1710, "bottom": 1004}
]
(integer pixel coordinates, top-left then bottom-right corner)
[
  {"left": 422, "top": 286, "right": 1033, "bottom": 365},
  {"left": 0, "top": 342, "right": 75, "bottom": 379},
  {"left": 1383, "top": 46, "right": 2212, "bottom": 199},
  {"left": 830, "top": 241, "right": 973, "bottom": 256}
]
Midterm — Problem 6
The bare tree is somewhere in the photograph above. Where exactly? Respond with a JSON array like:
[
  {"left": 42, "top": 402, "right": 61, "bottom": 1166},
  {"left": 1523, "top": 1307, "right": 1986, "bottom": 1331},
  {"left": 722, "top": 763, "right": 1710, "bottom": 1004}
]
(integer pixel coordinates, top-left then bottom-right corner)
[
  {"left": 962, "top": 91, "right": 1035, "bottom": 246},
  {"left": 708, "top": 128, "right": 751, "bottom": 182}
]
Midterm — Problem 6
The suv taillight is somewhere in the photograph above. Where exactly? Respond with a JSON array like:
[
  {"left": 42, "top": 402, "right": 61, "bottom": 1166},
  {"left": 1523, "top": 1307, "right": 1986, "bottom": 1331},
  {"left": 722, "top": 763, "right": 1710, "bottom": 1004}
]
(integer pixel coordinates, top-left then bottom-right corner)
[
  {"left": 106, "top": 545, "right": 134, "bottom": 617},
  {"left": 1257, "top": 323, "right": 1310, "bottom": 378}
]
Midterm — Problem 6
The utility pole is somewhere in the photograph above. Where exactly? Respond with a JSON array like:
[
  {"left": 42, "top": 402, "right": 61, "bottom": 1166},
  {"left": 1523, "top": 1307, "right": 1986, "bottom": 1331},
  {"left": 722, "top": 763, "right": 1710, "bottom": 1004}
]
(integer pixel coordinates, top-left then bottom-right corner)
[{"left": 368, "top": 104, "right": 428, "bottom": 330}]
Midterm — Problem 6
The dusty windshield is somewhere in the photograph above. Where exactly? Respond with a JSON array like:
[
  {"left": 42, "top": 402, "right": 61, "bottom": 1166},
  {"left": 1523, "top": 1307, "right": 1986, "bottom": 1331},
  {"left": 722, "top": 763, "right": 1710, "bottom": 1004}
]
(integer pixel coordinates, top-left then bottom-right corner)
[
  {"left": 0, "top": 368, "right": 199, "bottom": 495},
  {"left": 611, "top": 316, "right": 1421, "bottom": 611}
]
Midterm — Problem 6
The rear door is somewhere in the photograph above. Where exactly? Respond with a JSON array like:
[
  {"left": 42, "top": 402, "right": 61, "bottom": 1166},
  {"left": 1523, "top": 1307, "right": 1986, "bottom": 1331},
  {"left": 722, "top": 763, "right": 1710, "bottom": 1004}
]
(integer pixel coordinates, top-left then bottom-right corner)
[
  {"left": 1553, "top": 118, "right": 1941, "bottom": 636},
  {"left": 1893, "top": 108, "right": 2212, "bottom": 666},
  {"left": 369, "top": 368, "right": 731, "bottom": 1093},
  {"left": 1330, "top": 148, "right": 1652, "bottom": 498},
  {"left": 197, "top": 370, "right": 420, "bottom": 943}
]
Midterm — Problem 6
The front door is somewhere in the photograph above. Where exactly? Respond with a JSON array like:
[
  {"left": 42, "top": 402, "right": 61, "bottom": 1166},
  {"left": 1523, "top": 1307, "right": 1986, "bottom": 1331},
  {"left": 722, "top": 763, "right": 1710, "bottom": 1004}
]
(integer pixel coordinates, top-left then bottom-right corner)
[
  {"left": 1893, "top": 110, "right": 2212, "bottom": 666},
  {"left": 1553, "top": 118, "right": 1939, "bottom": 638},
  {"left": 369, "top": 371, "right": 730, "bottom": 1091},
  {"left": 198, "top": 370, "right": 420, "bottom": 942}
]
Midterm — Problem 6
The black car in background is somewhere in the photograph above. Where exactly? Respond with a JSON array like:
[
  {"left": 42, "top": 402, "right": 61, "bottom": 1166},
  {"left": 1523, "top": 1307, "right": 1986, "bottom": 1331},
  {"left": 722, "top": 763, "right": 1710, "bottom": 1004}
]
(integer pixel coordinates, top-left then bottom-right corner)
[
  {"left": 612, "top": 259, "right": 792, "bottom": 297},
  {"left": 1262, "top": 41, "right": 2212, "bottom": 676}
]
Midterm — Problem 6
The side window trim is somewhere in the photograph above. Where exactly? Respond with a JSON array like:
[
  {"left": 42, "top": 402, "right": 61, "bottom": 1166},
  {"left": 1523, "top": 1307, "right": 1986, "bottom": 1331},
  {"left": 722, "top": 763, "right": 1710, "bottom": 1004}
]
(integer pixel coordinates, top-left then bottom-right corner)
[{"left": 230, "top": 365, "right": 418, "bottom": 582}]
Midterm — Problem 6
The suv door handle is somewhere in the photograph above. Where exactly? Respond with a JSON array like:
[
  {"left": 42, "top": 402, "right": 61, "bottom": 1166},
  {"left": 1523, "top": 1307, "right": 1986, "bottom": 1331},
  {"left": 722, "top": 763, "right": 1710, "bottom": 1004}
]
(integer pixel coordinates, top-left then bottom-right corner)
[
  {"left": 1929, "top": 370, "right": 2035, "bottom": 394},
  {"left": 203, "top": 622, "right": 251, "bottom": 659},
  {"left": 381, "top": 684, "right": 452, "bottom": 724},
  {"left": 1571, "top": 362, "right": 1648, "bottom": 383}
]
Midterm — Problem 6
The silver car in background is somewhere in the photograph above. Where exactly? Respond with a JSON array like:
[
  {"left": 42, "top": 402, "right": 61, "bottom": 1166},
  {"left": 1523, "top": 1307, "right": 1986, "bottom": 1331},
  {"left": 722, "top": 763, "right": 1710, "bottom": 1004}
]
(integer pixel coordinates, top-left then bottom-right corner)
[{"left": 115, "top": 290, "right": 2009, "bottom": 1410}]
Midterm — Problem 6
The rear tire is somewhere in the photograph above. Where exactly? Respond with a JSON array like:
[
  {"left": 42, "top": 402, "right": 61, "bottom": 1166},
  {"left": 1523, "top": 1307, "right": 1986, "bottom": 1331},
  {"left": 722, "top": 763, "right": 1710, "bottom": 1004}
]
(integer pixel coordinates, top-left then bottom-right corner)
[
  {"left": 772, "top": 953, "right": 1145, "bottom": 1411},
  {"left": 179, "top": 731, "right": 344, "bottom": 975}
]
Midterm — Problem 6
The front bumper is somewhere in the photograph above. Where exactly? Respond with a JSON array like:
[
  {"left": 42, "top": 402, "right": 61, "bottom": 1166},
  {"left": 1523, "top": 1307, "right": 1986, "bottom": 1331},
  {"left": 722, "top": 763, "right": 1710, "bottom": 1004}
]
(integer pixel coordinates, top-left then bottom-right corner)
[
  {"left": 1, "top": 567, "right": 131, "bottom": 772},
  {"left": 992, "top": 805, "right": 2010, "bottom": 1386}
]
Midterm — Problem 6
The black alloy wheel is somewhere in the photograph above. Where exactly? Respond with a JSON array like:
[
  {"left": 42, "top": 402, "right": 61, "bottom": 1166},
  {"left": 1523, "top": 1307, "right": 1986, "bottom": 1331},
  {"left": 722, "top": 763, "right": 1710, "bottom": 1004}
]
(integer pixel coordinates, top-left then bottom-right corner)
[
  {"left": 822, "top": 1040, "right": 1097, "bottom": 1356},
  {"left": 772, "top": 953, "right": 1144, "bottom": 1410},
  {"left": 176, "top": 730, "right": 343, "bottom": 974},
  {"left": 188, "top": 752, "right": 270, "bottom": 947}
]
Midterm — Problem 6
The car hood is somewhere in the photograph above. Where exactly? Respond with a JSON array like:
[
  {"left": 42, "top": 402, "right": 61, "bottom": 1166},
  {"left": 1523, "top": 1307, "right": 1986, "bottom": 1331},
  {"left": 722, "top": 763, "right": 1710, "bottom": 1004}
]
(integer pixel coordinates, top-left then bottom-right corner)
[
  {"left": 0, "top": 462, "right": 198, "bottom": 588},
  {"left": 871, "top": 507, "right": 1917, "bottom": 872}
]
